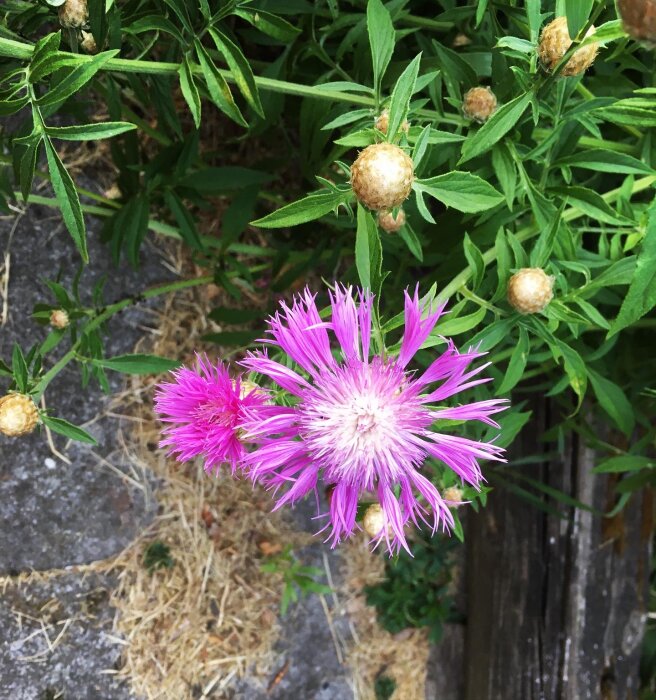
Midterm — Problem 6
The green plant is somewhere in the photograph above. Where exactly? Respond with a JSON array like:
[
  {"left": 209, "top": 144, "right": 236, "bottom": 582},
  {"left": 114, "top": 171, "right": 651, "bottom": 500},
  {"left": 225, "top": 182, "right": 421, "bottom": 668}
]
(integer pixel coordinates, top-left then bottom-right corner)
[
  {"left": 260, "top": 545, "right": 332, "bottom": 615},
  {"left": 143, "top": 540, "right": 174, "bottom": 573}
]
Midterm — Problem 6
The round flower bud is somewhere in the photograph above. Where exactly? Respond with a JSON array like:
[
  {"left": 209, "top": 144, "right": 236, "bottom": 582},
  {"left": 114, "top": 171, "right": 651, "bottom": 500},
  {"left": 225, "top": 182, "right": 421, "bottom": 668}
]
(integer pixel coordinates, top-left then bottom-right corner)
[
  {"left": 507, "top": 268, "right": 554, "bottom": 314},
  {"left": 58, "top": 0, "right": 89, "bottom": 28},
  {"left": 350, "top": 143, "right": 414, "bottom": 211},
  {"left": 377, "top": 208, "right": 406, "bottom": 233},
  {"left": 50, "top": 309, "right": 70, "bottom": 329},
  {"left": 452, "top": 33, "right": 472, "bottom": 48},
  {"left": 443, "top": 486, "right": 464, "bottom": 506},
  {"left": 362, "top": 503, "right": 386, "bottom": 538},
  {"left": 80, "top": 30, "right": 98, "bottom": 54},
  {"left": 538, "top": 17, "right": 598, "bottom": 76},
  {"left": 0, "top": 393, "right": 39, "bottom": 437},
  {"left": 618, "top": 0, "right": 656, "bottom": 43},
  {"left": 462, "top": 86, "right": 498, "bottom": 123},
  {"left": 375, "top": 110, "right": 410, "bottom": 137}
]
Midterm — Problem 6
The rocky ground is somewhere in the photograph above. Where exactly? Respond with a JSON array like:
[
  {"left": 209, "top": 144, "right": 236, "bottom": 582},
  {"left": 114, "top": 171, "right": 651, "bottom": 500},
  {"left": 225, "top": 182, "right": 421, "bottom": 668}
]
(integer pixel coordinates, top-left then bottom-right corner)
[{"left": 0, "top": 203, "right": 355, "bottom": 699}]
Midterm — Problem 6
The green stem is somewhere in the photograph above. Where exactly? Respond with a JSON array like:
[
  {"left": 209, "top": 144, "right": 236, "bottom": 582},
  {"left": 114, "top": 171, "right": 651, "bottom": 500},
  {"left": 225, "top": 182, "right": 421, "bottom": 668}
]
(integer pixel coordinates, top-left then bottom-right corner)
[
  {"left": 32, "top": 275, "right": 214, "bottom": 399},
  {"left": 436, "top": 174, "right": 656, "bottom": 302}
]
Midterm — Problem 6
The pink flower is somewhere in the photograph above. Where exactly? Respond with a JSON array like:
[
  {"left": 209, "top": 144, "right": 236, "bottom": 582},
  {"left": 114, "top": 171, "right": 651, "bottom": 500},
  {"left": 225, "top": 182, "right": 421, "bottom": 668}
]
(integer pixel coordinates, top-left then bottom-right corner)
[
  {"left": 240, "top": 286, "right": 508, "bottom": 555},
  {"left": 154, "top": 354, "right": 267, "bottom": 475}
]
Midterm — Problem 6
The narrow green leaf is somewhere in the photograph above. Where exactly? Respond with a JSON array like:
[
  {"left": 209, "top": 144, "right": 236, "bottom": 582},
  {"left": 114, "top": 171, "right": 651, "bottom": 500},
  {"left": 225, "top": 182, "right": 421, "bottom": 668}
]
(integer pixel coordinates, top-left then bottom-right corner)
[
  {"left": 498, "top": 327, "right": 529, "bottom": 393},
  {"left": 194, "top": 42, "right": 246, "bottom": 127},
  {"left": 387, "top": 53, "right": 421, "bottom": 142},
  {"left": 209, "top": 28, "right": 264, "bottom": 117},
  {"left": 551, "top": 186, "right": 634, "bottom": 225},
  {"left": 178, "top": 56, "right": 201, "bottom": 129},
  {"left": 530, "top": 203, "right": 564, "bottom": 268},
  {"left": 355, "top": 204, "right": 382, "bottom": 293},
  {"left": 463, "top": 233, "right": 485, "bottom": 290},
  {"left": 38, "top": 50, "right": 119, "bottom": 107},
  {"left": 415, "top": 172, "right": 504, "bottom": 213},
  {"left": 460, "top": 92, "right": 531, "bottom": 163},
  {"left": 588, "top": 369, "right": 634, "bottom": 437},
  {"left": 41, "top": 414, "right": 98, "bottom": 445},
  {"left": 367, "top": 0, "right": 395, "bottom": 90},
  {"left": 251, "top": 189, "right": 351, "bottom": 228},
  {"left": 234, "top": 8, "right": 301, "bottom": 42},
  {"left": 43, "top": 138, "right": 88, "bottom": 262},
  {"left": 91, "top": 354, "right": 181, "bottom": 375},
  {"left": 12, "top": 344, "right": 28, "bottom": 392},
  {"left": 398, "top": 222, "right": 423, "bottom": 262},
  {"left": 609, "top": 199, "right": 656, "bottom": 336},
  {"left": 164, "top": 190, "right": 203, "bottom": 249},
  {"left": 593, "top": 455, "right": 654, "bottom": 474},
  {"left": 45, "top": 122, "right": 137, "bottom": 141},
  {"left": 555, "top": 149, "right": 654, "bottom": 176},
  {"left": 19, "top": 138, "right": 41, "bottom": 203},
  {"left": 565, "top": 0, "right": 593, "bottom": 38}
]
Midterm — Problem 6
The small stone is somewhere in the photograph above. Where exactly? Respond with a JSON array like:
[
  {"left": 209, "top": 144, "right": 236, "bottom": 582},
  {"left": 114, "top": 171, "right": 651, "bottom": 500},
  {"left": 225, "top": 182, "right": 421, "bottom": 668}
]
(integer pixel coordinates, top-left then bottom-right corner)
[
  {"left": 538, "top": 17, "right": 598, "bottom": 76},
  {"left": 507, "top": 268, "right": 554, "bottom": 314},
  {"left": 351, "top": 143, "right": 414, "bottom": 211},
  {"left": 377, "top": 208, "right": 406, "bottom": 233},
  {"left": 462, "top": 86, "right": 498, "bottom": 123},
  {"left": 0, "top": 393, "right": 39, "bottom": 437}
]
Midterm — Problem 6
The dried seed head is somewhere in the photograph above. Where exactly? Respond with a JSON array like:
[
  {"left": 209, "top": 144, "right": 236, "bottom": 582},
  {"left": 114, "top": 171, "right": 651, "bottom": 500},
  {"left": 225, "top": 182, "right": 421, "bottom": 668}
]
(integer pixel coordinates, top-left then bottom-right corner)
[
  {"left": 362, "top": 503, "right": 386, "bottom": 538},
  {"left": 350, "top": 143, "right": 414, "bottom": 211},
  {"left": 452, "top": 33, "right": 472, "bottom": 48},
  {"left": 377, "top": 208, "right": 406, "bottom": 233},
  {"left": 50, "top": 309, "right": 70, "bottom": 329},
  {"left": 507, "top": 268, "right": 554, "bottom": 314},
  {"left": 443, "top": 486, "right": 464, "bottom": 506},
  {"left": 462, "top": 86, "right": 498, "bottom": 123},
  {"left": 538, "top": 17, "right": 598, "bottom": 76},
  {"left": 0, "top": 393, "right": 39, "bottom": 437},
  {"left": 618, "top": 0, "right": 656, "bottom": 43},
  {"left": 375, "top": 110, "right": 410, "bottom": 137},
  {"left": 80, "top": 30, "right": 97, "bottom": 54},
  {"left": 58, "top": 0, "right": 88, "bottom": 28}
]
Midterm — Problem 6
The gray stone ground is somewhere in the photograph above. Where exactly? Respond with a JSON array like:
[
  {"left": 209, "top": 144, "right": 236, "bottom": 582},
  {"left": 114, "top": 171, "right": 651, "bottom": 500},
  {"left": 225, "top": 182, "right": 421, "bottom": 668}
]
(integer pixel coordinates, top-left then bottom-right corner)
[{"left": 0, "top": 202, "right": 357, "bottom": 699}]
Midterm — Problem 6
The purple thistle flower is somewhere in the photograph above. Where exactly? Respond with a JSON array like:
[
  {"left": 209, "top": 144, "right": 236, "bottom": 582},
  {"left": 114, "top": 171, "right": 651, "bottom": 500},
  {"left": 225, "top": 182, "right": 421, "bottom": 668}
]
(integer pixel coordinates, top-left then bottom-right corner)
[
  {"left": 154, "top": 354, "right": 268, "bottom": 475},
  {"left": 240, "top": 286, "right": 508, "bottom": 555}
]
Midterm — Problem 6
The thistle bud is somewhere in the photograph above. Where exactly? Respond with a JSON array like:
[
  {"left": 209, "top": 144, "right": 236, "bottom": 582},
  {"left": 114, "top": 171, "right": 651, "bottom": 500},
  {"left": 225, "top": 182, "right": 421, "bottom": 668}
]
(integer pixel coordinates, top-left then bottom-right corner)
[
  {"left": 80, "top": 30, "right": 98, "bottom": 54},
  {"left": 618, "top": 0, "right": 656, "bottom": 43},
  {"left": 50, "top": 309, "right": 70, "bottom": 329},
  {"left": 362, "top": 503, "right": 386, "bottom": 538},
  {"left": 538, "top": 17, "right": 598, "bottom": 76},
  {"left": 507, "top": 268, "right": 554, "bottom": 314},
  {"left": 462, "top": 87, "right": 498, "bottom": 123},
  {"left": 375, "top": 110, "right": 410, "bottom": 137},
  {"left": 377, "top": 208, "right": 406, "bottom": 233},
  {"left": 350, "top": 143, "right": 414, "bottom": 211},
  {"left": 0, "top": 393, "right": 39, "bottom": 437},
  {"left": 58, "top": 0, "right": 88, "bottom": 28},
  {"left": 443, "top": 486, "right": 464, "bottom": 506}
]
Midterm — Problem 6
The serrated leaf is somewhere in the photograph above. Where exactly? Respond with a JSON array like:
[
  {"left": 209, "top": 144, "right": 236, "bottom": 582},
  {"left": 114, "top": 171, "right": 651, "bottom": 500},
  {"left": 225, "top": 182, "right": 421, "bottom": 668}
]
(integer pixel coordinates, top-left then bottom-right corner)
[
  {"left": 45, "top": 122, "right": 137, "bottom": 141},
  {"left": 43, "top": 138, "right": 88, "bottom": 262},
  {"left": 460, "top": 92, "right": 532, "bottom": 163},
  {"left": 251, "top": 189, "right": 351, "bottom": 228},
  {"left": 91, "top": 354, "right": 181, "bottom": 375},
  {"left": 367, "top": 0, "right": 395, "bottom": 91},
  {"left": 415, "top": 172, "right": 504, "bottom": 213},
  {"left": 41, "top": 414, "right": 97, "bottom": 444}
]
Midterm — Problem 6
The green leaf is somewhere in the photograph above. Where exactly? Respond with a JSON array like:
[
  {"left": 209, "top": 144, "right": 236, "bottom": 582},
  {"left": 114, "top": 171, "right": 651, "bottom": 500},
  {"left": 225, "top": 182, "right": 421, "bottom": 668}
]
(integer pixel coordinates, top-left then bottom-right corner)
[
  {"left": 387, "top": 53, "right": 421, "bottom": 142},
  {"left": 44, "top": 122, "right": 137, "bottom": 141},
  {"left": 91, "top": 354, "right": 181, "bottom": 375},
  {"left": 38, "top": 50, "right": 119, "bottom": 107},
  {"left": 588, "top": 369, "right": 634, "bottom": 437},
  {"left": 550, "top": 186, "right": 634, "bottom": 225},
  {"left": 498, "top": 327, "right": 529, "bottom": 393},
  {"left": 19, "top": 137, "right": 41, "bottom": 203},
  {"left": 367, "top": 0, "right": 395, "bottom": 91},
  {"left": 463, "top": 233, "right": 485, "bottom": 290},
  {"left": 598, "top": 98, "right": 656, "bottom": 127},
  {"left": 411, "top": 124, "right": 432, "bottom": 170},
  {"left": 164, "top": 190, "right": 203, "bottom": 249},
  {"left": 415, "top": 172, "right": 504, "bottom": 213},
  {"left": 530, "top": 204, "right": 564, "bottom": 268},
  {"left": 122, "top": 195, "right": 150, "bottom": 267},
  {"left": 592, "top": 455, "right": 654, "bottom": 474},
  {"left": 355, "top": 204, "right": 382, "bottom": 294},
  {"left": 554, "top": 149, "right": 654, "bottom": 176},
  {"left": 459, "top": 92, "right": 532, "bottom": 163},
  {"left": 565, "top": 0, "right": 593, "bottom": 38},
  {"left": 609, "top": 199, "right": 656, "bottom": 336},
  {"left": 398, "top": 222, "right": 423, "bottom": 262},
  {"left": 12, "top": 344, "right": 28, "bottom": 392},
  {"left": 234, "top": 8, "right": 301, "bottom": 42},
  {"left": 251, "top": 189, "right": 351, "bottom": 228},
  {"left": 194, "top": 42, "right": 246, "bottom": 127},
  {"left": 178, "top": 56, "right": 201, "bottom": 129},
  {"left": 41, "top": 414, "right": 98, "bottom": 445},
  {"left": 468, "top": 318, "right": 515, "bottom": 352},
  {"left": 552, "top": 339, "right": 587, "bottom": 408},
  {"left": 43, "top": 138, "right": 88, "bottom": 262},
  {"left": 209, "top": 28, "right": 264, "bottom": 118},
  {"left": 430, "top": 306, "right": 486, "bottom": 338}
]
